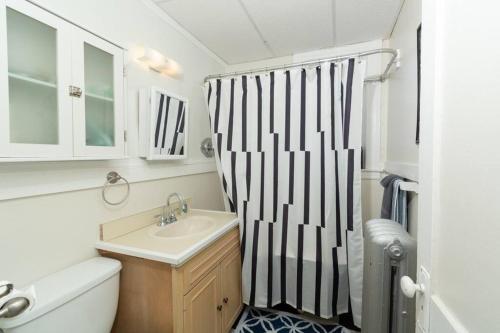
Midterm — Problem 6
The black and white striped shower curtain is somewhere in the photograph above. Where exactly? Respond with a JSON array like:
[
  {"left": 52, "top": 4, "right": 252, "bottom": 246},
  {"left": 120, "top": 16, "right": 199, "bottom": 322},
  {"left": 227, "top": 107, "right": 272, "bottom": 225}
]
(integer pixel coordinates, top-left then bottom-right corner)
[{"left": 204, "top": 59, "right": 365, "bottom": 326}]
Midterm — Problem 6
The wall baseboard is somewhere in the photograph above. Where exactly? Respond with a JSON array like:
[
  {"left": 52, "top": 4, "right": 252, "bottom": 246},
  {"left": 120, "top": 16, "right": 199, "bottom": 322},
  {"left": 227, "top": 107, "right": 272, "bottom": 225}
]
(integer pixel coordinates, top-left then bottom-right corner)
[{"left": 429, "top": 296, "right": 469, "bottom": 333}]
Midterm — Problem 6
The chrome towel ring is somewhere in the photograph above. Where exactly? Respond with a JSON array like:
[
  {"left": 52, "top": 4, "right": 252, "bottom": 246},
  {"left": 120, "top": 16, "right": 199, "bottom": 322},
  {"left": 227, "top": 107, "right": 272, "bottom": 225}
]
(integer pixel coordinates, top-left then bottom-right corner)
[{"left": 102, "top": 171, "right": 130, "bottom": 206}]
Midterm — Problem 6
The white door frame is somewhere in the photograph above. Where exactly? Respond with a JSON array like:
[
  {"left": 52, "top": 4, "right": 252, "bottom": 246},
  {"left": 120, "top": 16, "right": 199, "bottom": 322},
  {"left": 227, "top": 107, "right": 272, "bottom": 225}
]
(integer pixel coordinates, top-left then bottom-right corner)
[{"left": 418, "top": 1, "right": 468, "bottom": 332}]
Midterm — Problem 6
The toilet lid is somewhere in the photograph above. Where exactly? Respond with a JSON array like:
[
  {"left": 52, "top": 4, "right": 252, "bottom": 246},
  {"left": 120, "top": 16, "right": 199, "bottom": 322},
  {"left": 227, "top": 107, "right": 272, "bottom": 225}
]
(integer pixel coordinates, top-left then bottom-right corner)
[{"left": 0, "top": 257, "right": 121, "bottom": 329}]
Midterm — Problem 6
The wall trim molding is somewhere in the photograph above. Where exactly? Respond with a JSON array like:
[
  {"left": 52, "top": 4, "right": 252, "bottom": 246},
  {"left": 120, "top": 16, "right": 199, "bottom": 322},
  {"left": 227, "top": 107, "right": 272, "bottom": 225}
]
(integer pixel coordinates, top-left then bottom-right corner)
[
  {"left": 0, "top": 160, "right": 217, "bottom": 202},
  {"left": 430, "top": 296, "right": 469, "bottom": 333},
  {"left": 362, "top": 169, "right": 384, "bottom": 180},
  {"left": 385, "top": 160, "right": 419, "bottom": 181}
]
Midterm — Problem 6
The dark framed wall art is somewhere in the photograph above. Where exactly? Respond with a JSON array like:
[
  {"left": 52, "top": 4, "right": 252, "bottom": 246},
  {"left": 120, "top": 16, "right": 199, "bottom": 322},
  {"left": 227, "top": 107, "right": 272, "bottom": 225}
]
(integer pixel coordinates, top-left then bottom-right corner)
[{"left": 416, "top": 23, "right": 422, "bottom": 144}]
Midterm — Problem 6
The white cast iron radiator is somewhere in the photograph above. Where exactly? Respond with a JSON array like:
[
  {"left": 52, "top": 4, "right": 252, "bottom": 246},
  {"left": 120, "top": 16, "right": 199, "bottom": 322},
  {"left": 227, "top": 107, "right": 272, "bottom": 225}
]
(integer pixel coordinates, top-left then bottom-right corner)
[{"left": 362, "top": 219, "right": 417, "bottom": 333}]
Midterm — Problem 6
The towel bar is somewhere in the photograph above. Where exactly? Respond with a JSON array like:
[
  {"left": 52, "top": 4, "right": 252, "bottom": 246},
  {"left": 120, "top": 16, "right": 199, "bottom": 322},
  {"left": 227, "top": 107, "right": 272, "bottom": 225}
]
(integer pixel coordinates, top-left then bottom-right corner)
[{"left": 399, "top": 181, "right": 419, "bottom": 193}]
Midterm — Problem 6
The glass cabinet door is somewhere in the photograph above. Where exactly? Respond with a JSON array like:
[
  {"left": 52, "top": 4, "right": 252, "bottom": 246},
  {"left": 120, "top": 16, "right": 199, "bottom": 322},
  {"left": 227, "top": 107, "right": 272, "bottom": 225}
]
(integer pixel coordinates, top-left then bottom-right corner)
[
  {"left": 72, "top": 30, "right": 124, "bottom": 158},
  {"left": 0, "top": 0, "right": 72, "bottom": 158},
  {"left": 84, "top": 43, "right": 115, "bottom": 148}
]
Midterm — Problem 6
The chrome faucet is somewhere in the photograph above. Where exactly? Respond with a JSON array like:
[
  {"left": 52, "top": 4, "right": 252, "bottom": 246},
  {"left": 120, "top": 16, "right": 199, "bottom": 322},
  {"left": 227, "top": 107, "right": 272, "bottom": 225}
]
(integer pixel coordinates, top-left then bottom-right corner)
[{"left": 156, "top": 192, "right": 188, "bottom": 226}]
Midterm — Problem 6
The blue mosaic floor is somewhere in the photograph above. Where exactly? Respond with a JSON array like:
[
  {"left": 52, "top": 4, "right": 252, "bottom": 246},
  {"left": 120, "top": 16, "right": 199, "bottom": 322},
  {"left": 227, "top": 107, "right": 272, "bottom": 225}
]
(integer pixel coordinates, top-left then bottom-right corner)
[{"left": 234, "top": 307, "right": 350, "bottom": 333}]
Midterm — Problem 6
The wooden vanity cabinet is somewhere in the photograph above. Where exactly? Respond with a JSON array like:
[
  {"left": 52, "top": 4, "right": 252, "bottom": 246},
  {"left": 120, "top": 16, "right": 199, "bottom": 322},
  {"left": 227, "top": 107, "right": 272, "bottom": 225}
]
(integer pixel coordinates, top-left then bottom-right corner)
[
  {"left": 183, "top": 268, "right": 221, "bottom": 333},
  {"left": 220, "top": 249, "right": 243, "bottom": 333},
  {"left": 99, "top": 227, "right": 243, "bottom": 333},
  {"left": 183, "top": 246, "right": 242, "bottom": 333}
]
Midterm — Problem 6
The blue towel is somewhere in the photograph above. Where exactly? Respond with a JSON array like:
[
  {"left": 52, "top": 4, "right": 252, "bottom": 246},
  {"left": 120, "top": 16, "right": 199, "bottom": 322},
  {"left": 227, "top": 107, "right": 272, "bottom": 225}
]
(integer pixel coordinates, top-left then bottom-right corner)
[{"left": 380, "top": 174, "right": 408, "bottom": 230}]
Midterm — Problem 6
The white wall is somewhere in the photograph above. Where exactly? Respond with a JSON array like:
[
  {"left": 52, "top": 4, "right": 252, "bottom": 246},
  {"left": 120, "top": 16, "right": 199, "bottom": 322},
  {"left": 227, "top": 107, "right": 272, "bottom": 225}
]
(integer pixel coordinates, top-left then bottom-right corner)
[
  {"left": 424, "top": 0, "right": 500, "bottom": 331},
  {"left": 0, "top": 173, "right": 224, "bottom": 287},
  {"left": 384, "top": 0, "right": 421, "bottom": 239},
  {"left": 0, "top": 0, "right": 225, "bottom": 286},
  {"left": 0, "top": 0, "right": 227, "bottom": 201},
  {"left": 227, "top": 40, "right": 388, "bottom": 223},
  {"left": 386, "top": 0, "right": 421, "bottom": 181}
]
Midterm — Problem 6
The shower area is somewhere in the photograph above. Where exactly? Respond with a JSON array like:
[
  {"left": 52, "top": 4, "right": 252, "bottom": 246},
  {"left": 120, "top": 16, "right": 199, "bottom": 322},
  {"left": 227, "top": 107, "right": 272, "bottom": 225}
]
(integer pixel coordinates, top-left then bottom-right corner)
[
  {"left": 189, "top": 0, "right": 423, "bottom": 331},
  {"left": 203, "top": 44, "right": 415, "bottom": 331}
]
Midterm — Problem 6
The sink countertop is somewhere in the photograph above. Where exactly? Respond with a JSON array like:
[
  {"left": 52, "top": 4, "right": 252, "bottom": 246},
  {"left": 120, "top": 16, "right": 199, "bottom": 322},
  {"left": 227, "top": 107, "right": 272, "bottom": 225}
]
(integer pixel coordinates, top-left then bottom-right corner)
[{"left": 96, "top": 209, "right": 238, "bottom": 266}]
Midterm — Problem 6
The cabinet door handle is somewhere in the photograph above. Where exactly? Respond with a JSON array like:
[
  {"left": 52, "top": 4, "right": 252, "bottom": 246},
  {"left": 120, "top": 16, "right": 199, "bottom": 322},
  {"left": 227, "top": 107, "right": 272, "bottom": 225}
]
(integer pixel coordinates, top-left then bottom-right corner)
[
  {"left": 69, "top": 86, "right": 82, "bottom": 98},
  {"left": 217, "top": 305, "right": 223, "bottom": 311},
  {"left": 223, "top": 297, "right": 229, "bottom": 304}
]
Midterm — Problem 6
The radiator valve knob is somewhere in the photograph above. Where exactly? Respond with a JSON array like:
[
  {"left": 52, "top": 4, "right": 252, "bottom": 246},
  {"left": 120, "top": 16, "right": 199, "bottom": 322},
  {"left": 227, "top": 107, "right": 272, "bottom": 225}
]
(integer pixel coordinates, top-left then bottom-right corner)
[
  {"left": 401, "top": 276, "right": 425, "bottom": 298},
  {"left": 387, "top": 239, "right": 405, "bottom": 260}
]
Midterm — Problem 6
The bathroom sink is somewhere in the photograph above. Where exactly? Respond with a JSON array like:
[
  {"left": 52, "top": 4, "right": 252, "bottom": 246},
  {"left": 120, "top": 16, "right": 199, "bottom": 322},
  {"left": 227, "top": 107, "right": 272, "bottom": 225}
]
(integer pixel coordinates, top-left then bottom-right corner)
[
  {"left": 97, "top": 208, "right": 238, "bottom": 265},
  {"left": 153, "top": 215, "right": 216, "bottom": 239}
]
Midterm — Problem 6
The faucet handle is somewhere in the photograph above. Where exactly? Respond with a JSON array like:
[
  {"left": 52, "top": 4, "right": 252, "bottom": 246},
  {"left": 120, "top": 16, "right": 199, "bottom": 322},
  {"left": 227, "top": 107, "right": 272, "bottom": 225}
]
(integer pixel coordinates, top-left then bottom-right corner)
[
  {"left": 167, "top": 211, "right": 177, "bottom": 223},
  {"left": 154, "top": 214, "right": 166, "bottom": 226}
]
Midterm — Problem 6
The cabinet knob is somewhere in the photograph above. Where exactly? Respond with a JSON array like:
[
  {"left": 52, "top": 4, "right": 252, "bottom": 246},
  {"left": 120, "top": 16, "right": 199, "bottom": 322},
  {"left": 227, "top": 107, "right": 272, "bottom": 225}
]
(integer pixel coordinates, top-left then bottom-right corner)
[
  {"left": 217, "top": 305, "right": 223, "bottom": 311},
  {"left": 69, "top": 86, "right": 82, "bottom": 98},
  {"left": 223, "top": 297, "right": 229, "bottom": 304}
]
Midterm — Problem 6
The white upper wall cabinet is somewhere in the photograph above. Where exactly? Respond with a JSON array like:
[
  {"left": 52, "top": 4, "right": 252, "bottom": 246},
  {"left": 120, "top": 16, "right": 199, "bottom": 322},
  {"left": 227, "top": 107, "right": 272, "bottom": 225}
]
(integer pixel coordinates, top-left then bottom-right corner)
[
  {"left": 0, "top": 1, "right": 73, "bottom": 158},
  {"left": 0, "top": 0, "right": 125, "bottom": 160},
  {"left": 72, "top": 30, "right": 124, "bottom": 158}
]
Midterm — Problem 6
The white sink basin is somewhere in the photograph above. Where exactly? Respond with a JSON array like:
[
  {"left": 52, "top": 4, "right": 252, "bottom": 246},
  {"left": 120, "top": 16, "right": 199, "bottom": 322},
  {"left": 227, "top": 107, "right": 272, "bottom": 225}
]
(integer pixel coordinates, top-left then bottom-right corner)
[
  {"left": 97, "top": 208, "right": 239, "bottom": 265},
  {"left": 153, "top": 215, "right": 216, "bottom": 239}
]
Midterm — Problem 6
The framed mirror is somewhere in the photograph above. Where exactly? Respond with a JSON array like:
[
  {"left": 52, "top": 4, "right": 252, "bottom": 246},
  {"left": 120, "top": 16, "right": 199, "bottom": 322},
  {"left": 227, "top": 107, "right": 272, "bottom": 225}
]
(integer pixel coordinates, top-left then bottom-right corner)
[{"left": 139, "top": 87, "right": 188, "bottom": 160}]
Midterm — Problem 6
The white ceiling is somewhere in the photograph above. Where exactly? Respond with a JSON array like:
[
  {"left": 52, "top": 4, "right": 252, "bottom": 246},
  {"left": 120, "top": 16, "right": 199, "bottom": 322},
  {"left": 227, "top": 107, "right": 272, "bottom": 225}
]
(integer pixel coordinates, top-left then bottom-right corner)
[{"left": 154, "top": 0, "right": 404, "bottom": 64}]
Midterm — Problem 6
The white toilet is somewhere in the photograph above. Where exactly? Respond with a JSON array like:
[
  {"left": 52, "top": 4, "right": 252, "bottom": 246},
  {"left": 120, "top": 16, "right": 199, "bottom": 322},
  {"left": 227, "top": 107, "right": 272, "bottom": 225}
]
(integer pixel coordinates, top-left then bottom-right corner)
[{"left": 0, "top": 257, "right": 121, "bottom": 333}]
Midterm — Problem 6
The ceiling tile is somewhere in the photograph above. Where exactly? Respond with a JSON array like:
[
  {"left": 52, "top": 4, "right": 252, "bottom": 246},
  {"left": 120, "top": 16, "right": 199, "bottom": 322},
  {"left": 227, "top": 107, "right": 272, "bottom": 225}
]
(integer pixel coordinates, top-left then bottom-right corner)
[
  {"left": 156, "top": 0, "right": 405, "bottom": 64},
  {"left": 158, "top": 0, "right": 274, "bottom": 64},
  {"left": 240, "top": 0, "right": 335, "bottom": 57},
  {"left": 334, "top": 0, "right": 404, "bottom": 45}
]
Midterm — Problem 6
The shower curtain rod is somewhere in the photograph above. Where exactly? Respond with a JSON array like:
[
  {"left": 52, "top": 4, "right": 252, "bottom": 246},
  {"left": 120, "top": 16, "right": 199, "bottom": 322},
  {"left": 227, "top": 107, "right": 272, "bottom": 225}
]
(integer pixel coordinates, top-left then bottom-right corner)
[{"left": 204, "top": 48, "right": 400, "bottom": 83}]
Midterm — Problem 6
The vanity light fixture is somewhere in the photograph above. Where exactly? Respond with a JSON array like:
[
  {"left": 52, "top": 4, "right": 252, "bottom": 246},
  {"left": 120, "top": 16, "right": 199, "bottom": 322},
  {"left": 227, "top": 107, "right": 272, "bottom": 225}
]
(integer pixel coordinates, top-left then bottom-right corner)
[{"left": 138, "top": 47, "right": 182, "bottom": 78}]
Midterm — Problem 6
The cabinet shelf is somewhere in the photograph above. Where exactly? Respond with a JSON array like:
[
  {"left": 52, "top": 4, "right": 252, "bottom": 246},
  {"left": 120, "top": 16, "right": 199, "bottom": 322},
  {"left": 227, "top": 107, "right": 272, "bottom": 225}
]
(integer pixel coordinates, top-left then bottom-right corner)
[
  {"left": 8, "top": 72, "right": 57, "bottom": 89},
  {"left": 85, "top": 92, "right": 114, "bottom": 102}
]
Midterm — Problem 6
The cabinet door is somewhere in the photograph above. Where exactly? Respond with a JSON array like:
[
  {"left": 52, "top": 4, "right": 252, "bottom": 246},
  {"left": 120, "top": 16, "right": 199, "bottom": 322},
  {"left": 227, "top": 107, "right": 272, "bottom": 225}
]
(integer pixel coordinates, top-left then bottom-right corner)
[
  {"left": 71, "top": 29, "right": 124, "bottom": 158},
  {"left": 0, "top": 0, "right": 72, "bottom": 158},
  {"left": 220, "top": 248, "right": 243, "bottom": 333},
  {"left": 184, "top": 268, "right": 221, "bottom": 333}
]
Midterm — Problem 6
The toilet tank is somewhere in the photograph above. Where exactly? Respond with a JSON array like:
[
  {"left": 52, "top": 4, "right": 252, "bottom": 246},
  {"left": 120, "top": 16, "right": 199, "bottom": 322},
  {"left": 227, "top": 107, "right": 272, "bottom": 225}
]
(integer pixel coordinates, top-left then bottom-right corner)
[{"left": 0, "top": 257, "right": 121, "bottom": 333}]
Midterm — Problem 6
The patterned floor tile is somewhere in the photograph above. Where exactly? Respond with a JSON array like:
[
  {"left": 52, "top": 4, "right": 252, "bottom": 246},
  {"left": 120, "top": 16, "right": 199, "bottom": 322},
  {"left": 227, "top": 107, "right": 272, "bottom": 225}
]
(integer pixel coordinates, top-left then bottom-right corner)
[{"left": 234, "top": 307, "right": 350, "bottom": 333}]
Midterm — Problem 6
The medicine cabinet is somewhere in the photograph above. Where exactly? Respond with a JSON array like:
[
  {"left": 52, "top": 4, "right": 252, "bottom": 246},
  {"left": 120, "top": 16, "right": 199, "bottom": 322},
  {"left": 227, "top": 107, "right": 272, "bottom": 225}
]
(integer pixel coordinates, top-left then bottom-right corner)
[
  {"left": 0, "top": 0, "right": 125, "bottom": 160},
  {"left": 139, "top": 87, "right": 188, "bottom": 160}
]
